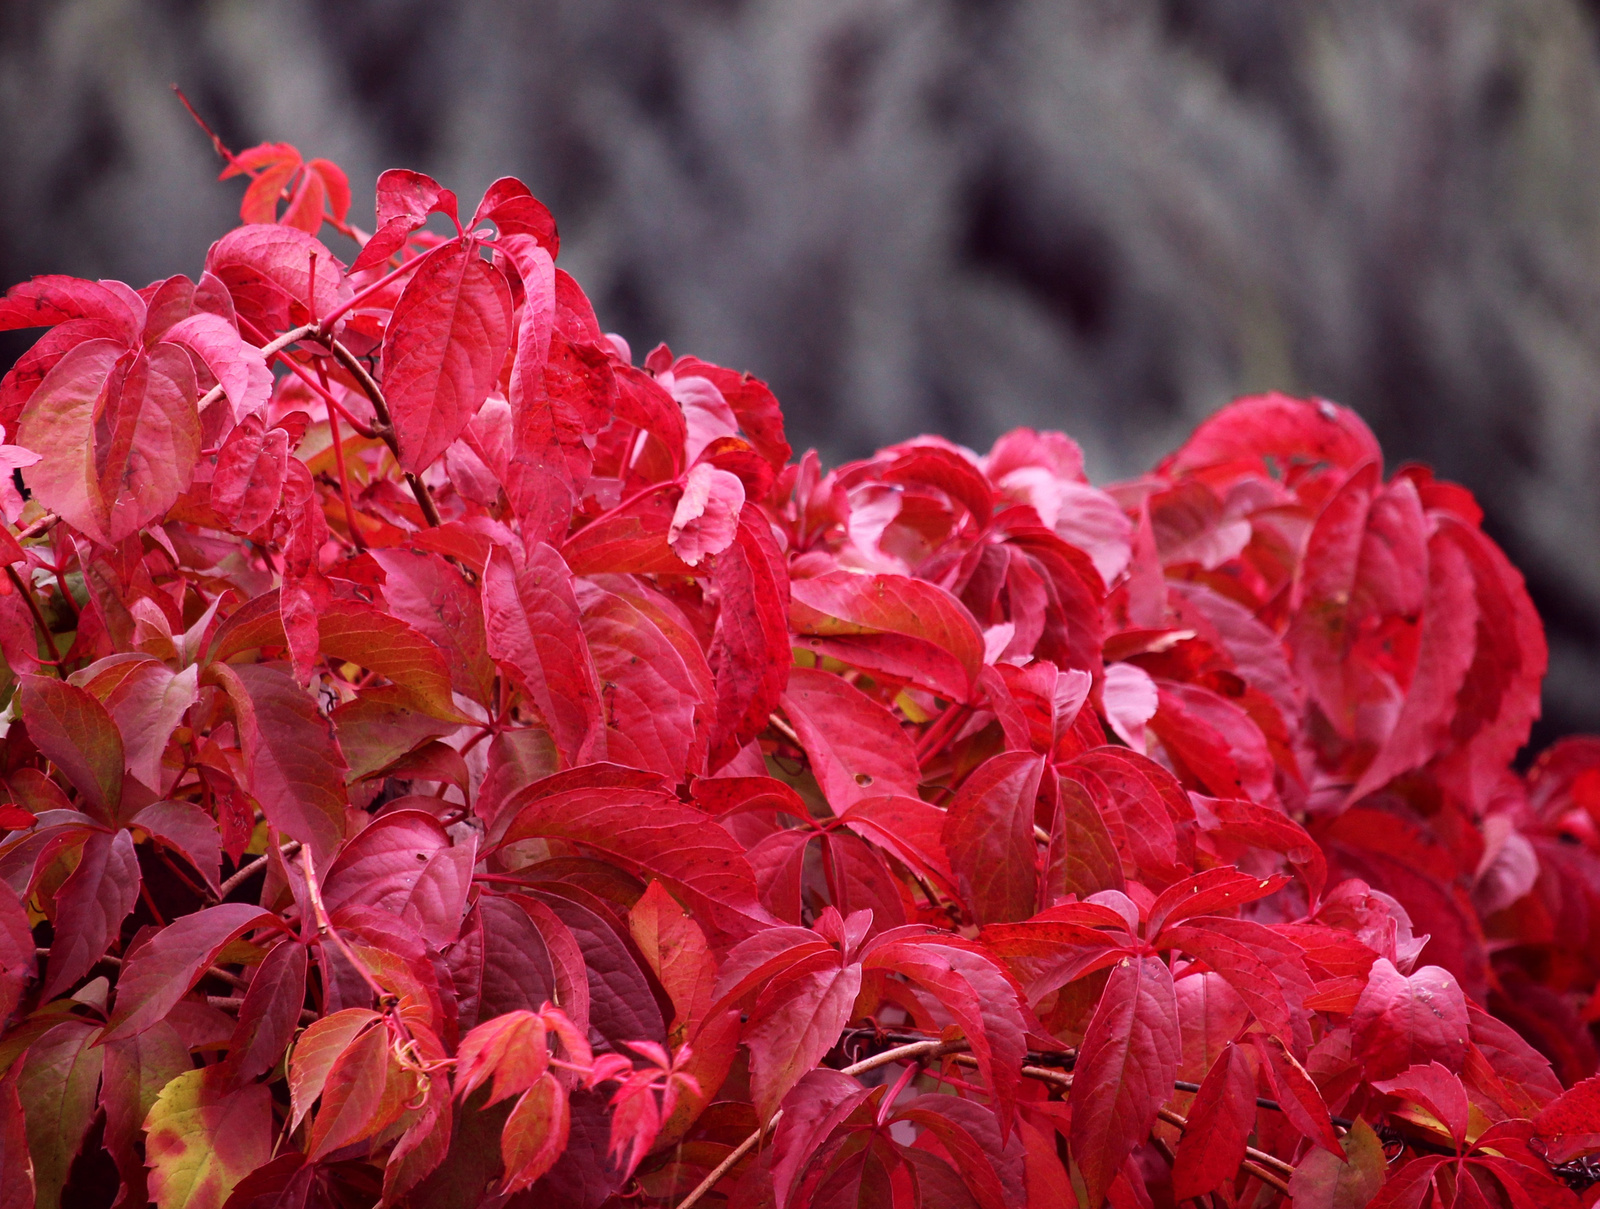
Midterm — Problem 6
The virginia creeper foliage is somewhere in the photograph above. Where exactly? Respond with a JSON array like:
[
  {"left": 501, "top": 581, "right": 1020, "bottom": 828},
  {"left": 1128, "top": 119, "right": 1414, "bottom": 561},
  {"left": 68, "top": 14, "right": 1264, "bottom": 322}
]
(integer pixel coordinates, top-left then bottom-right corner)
[{"left": 0, "top": 137, "right": 1594, "bottom": 1209}]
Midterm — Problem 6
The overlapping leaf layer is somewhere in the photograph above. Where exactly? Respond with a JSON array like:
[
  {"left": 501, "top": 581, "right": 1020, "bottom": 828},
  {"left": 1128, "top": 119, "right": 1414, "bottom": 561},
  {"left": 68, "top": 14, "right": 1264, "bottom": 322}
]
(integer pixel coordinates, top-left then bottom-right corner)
[{"left": 0, "top": 145, "right": 1594, "bottom": 1209}]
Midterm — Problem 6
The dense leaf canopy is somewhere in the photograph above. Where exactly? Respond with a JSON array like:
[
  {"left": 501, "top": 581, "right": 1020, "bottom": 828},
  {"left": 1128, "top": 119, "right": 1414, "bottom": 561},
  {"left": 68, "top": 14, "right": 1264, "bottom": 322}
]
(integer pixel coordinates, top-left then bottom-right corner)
[{"left": 0, "top": 144, "right": 1594, "bottom": 1209}]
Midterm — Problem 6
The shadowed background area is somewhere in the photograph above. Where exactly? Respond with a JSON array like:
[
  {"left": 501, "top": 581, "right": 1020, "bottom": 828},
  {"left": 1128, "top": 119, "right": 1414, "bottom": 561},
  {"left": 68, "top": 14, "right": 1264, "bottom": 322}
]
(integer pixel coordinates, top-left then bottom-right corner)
[{"left": 3, "top": 0, "right": 1600, "bottom": 743}]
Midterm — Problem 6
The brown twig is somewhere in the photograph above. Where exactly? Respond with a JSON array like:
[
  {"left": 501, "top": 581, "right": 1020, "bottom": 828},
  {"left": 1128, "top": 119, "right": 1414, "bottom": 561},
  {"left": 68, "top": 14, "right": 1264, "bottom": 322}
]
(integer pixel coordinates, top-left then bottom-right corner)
[{"left": 219, "top": 841, "right": 302, "bottom": 899}]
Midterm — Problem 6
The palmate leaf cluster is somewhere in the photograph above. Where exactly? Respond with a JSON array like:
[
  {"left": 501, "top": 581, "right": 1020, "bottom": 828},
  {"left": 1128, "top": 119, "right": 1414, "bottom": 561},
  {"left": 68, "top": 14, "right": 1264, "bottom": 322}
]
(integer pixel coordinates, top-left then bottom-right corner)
[{"left": 0, "top": 144, "right": 1593, "bottom": 1209}]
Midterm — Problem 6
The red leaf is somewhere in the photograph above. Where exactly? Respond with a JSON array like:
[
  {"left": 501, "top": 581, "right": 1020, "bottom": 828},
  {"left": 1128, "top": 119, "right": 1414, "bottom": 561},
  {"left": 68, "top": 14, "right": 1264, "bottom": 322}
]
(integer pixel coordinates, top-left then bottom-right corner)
[
  {"left": 1061, "top": 747, "right": 1190, "bottom": 886},
  {"left": 18, "top": 674, "right": 123, "bottom": 823},
  {"left": 1149, "top": 679, "right": 1276, "bottom": 804},
  {"left": 669, "top": 356, "right": 790, "bottom": 472},
  {"left": 371, "top": 547, "right": 497, "bottom": 708},
  {"left": 1429, "top": 515, "right": 1548, "bottom": 800},
  {"left": 471, "top": 177, "right": 558, "bottom": 250},
  {"left": 501, "top": 1073, "right": 570, "bottom": 1193},
  {"left": 1288, "top": 1117, "right": 1389, "bottom": 1209},
  {"left": 669, "top": 462, "right": 746, "bottom": 567},
  {"left": 40, "top": 826, "right": 139, "bottom": 999},
  {"left": 708, "top": 505, "right": 791, "bottom": 769},
  {"left": 511, "top": 330, "right": 614, "bottom": 484},
  {"left": 211, "top": 415, "right": 289, "bottom": 533},
  {"left": 0, "top": 882, "right": 35, "bottom": 1023},
  {"left": 1351, "top": 959, "right": 1470, "bottom": 1082},
  {"left": 103, "top": 904, "right": 282, "bottom": 1041},
  {"left": 13, "top": 338, "right": 122, "bottom": 539},
  {"left": 940, "top": 751, "right": 1045, "bottom": 923},
  {"left": 745, "top": 960, "right": 863, "bottom": 1122},
  {"left": 135, "top": 799, "right": 220, "bottom": 895},
  {"left": 1157, "top": 392, "right": 1381, "bottom": 510},
  {"left": 839, "top": 794, "right": 957, "bottom": 893},
  {"left": 498, "top": 787, "right": 773, "bottom": 945},
  {"left": 18, "top": 339, "right": 201, "bottom": 543},
  {"left": 320, "top": 810, "right": 472, "bottom": 949},
  {"left": 1146, "top": 866, "right": 1288, "bottom": 935},
  {"left": 789, "top": 571, "right": 985, "bottom": 702},
  {"left": 379, "top": 240, "right": 513, "bottom": 473},
  {"left": 161, "top": 311, "right": 271, "bottom": 419},
  {"left": 1348, "top": 526, "right": 1480, "bottom": 800},
  {"left": 0, "top": 1068, "right": 31, "bottom": 1209},
  {"left": 316, "top": 597, "right": 464, "bottom": 723},
  {"left": 1170, "top": 1041, "right": 1255, "bottom": 1201},
  {"left": 288, "top": 1009, "right": 380, "bottom": 1132},
  {"left": 892, "top": 1096, "right": 1017, "bottom": 1209},
  {"left": 1068, "top": 954, "right": 1181, "bottom": 1207},
  {"left": 561, "top": 483, "right": 692, "bottom": 576},
  {"left": 578, "top": 582, "right": 705, "bottom": 779},
  {"left": 1373, "top": 1062, "right": 1472, "bottom": 1151},
  {"left": 979, "top": 908, "right": 1131, "bottom": 1005},
  {"left": 1367, "top": 1156, "right": 1449, "bottom": 1209},
  {"left": 482, "top": 542, "right": 603, "bottom": 765},
  {"left": 782, "top": 667, "right": 921, "bottom": 809},
  {"left": 205, "top": 224, "right": 350, "bottom": 330},
  {"left": 80, "top": 656, "right": 200, "bottom": 793},
  {"left": 1253, "top": 1031, "right": 1342, "bottom": 1155},
  {"left": 0, "top": 274, "right": 142, "bottom": 339},
  {"left": 207, "top": 662, "right": 349, "bottom": 860},
  {"left": 353, "top": 169, "right": 460, "bottom": 271},
  {"left": 19, "top": 1020, "right": 103, "bottom": 1208},
  {"left": 863, "top": 934, "right": 1032, "bottom": 1137},
  {"left": 220, "top": 940, "right": 309, "bottom": 1086},
  {"left": 1045, "top": 773, "right": 1126, "bottom": 900},
  {"left": 1288, "top": 467, "right": 1429, "bottom": 746},
  {"left": 1532, "top": 1074, "right": 1600, "bottom": 1164},
  {"left": 307, "top": 1023, "right": 407, "bottom": 1159}
]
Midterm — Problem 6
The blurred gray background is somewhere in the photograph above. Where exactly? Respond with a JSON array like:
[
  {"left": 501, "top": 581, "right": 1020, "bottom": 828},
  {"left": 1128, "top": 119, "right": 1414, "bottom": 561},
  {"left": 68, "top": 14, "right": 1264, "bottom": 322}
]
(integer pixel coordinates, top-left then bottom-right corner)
[{"left": 3, "top": 0, "right": 1599, "bottom": 745}]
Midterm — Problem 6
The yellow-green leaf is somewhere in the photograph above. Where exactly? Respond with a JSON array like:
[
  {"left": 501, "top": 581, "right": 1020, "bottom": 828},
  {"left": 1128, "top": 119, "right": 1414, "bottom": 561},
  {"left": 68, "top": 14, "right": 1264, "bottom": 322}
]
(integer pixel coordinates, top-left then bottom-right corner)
[{"left": 143, "top": 1069, "right": 271, "bottom": 1209}]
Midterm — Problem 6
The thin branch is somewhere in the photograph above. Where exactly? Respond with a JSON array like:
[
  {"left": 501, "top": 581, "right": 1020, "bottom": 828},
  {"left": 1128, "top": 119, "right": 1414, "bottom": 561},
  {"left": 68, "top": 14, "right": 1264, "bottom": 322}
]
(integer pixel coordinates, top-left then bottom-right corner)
[
  {"left": 171, "top": 85, "right": 244, "bottom": 170},
  {"left": 219, "top": 841, "right": 301, "bottom": 899},
  {"left": 197, "top": 322, "right": 321, "bottom": 417},
  {"left": 8, "top": 565, "right": 63, "bottom": 674},
  {"left": 300, "top": 847, "right": 391, "bottom": 1005},
  {"left": 767, "top": 712, "right": 802, "bottom": 748},
  {"left": 673, "top": 1039, "right": 968, "bottom": 1209},
  {"left": 315, "top": 334, "right": 443, "bottom": 528},
  {"left": 14, "top": 513, "right": 58, "bottom": 541},
  {"left": 316, "top": 362, "right": 366, "bottom": 550},
  {"left": 988, "top": 1057, "right": 1296, "bottom": 1193},
  {"left": 40, "top": 948, "right": 248, "bottom": 992}
]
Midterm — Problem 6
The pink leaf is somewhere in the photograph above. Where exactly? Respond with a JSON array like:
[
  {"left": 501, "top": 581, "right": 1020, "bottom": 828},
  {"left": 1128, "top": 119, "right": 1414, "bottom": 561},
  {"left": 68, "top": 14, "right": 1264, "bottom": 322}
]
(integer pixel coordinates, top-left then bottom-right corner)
[
  {"left": 1351, "top": 959, "right": 1470, "bottom": 1082},
  {"left": 940, "top": 751, "right": 1045, "bottom": 924},
  {"left": 1171, "top": 1042, "right": 1256, "bottom": 1201},
  {"left": 668, "top": 462, "right": 745, "bottom": 567},
  {"left": 104, "top": 904, "right": 282, "bottom": 1041},
  {"left": 40, "top": 827, "right": 139, "bottom": 1000},
  {"left": 379, "top": 240, "right": 514, "bottom": 473},
  {"left": 206, "top": 662, "right": 349, "bottom": 861},
  {"left": 781, "top": 667, "right": 921, "bottom": 809},
  {"left": 1069, "top": 954, "right": 1181, "bottom": 1207},
  {"left": 481, "top": 542, "right": 602, "bottom": 765}
]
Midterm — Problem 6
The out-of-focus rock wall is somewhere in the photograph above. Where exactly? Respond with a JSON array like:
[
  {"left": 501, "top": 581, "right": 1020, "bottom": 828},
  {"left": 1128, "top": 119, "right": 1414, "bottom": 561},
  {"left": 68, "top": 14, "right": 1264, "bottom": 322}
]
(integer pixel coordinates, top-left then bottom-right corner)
[{"left": 4, "top": 0, "right": 1600, "bottom": 741}]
